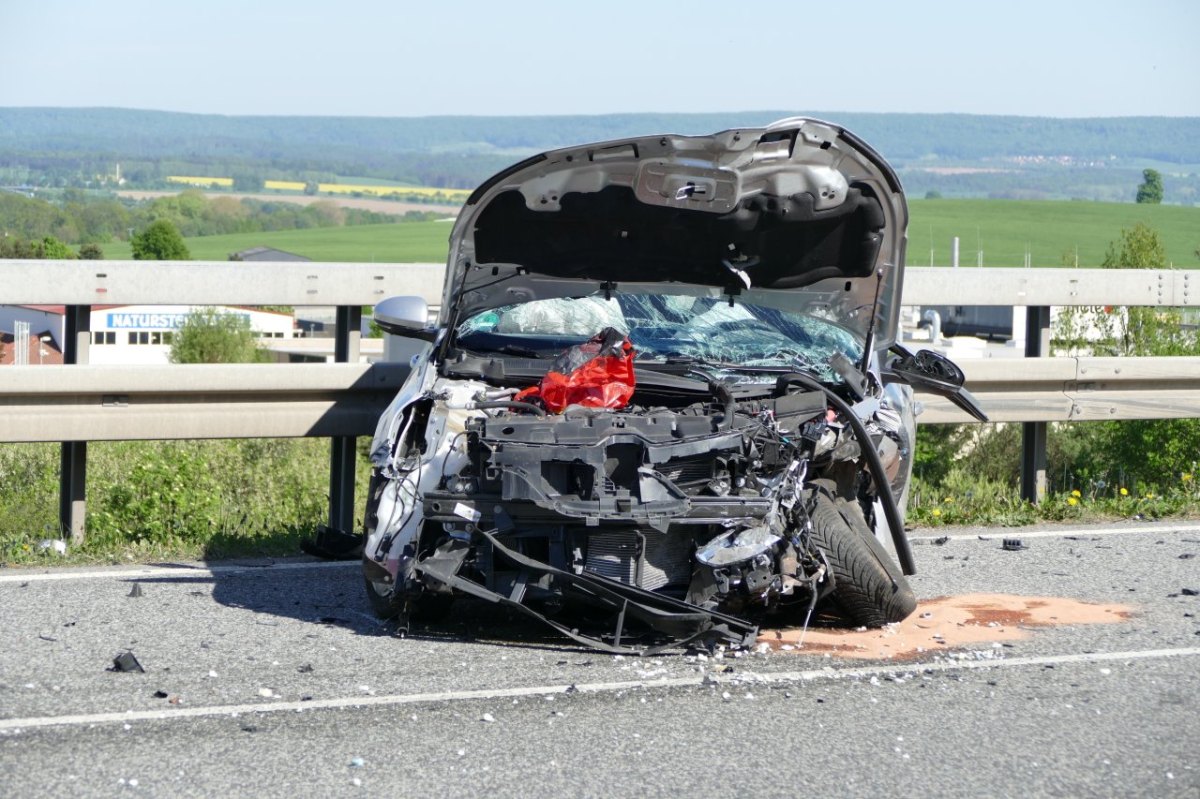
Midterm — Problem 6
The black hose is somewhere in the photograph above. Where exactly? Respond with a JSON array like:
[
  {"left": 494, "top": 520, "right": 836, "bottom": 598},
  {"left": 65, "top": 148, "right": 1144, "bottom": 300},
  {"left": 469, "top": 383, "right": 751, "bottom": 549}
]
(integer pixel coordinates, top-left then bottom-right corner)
[
  {"left": 775, "top": 373, "right": 916, "bottom": 576},
  {"left": 471, "top": 400, "right": 547, "bottom": 417}
]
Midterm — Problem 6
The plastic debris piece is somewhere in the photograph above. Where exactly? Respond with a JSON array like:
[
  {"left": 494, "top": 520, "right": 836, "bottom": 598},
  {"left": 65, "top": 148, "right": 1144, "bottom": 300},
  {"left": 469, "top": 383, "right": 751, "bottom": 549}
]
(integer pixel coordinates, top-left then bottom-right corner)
[
  {"left": 932, "top": 536, "right": 950, "bottom": 546},
  {"left": 258, "top": 687, "right": 275, "bottom": 698},
  {"left": 481, "top": 713, "right": 496, "bottom": 723},
  {"left": 1002, "top": 538, "right": 1028, "bottom": 551},
  {"left": 38, "top": 539, "right": 67, "bottom": 555},
  {"left": 349, "top": 757, "right": 365, "bottom": 768},
  {"left": 153, "top": 690, "right": 169, "bottom": 699},
  {"left": 127, "top": 583, "right": 143, "bottom": 598},
  {"left": 1181, "top": 588, "right": 1199, "bottom": 596},
  {"left": 514, "top": 327, "right": 635, "bottom": 413},
  {"left": 110, "top": 651, "right": 144, "bottom": 673},
  {"left": 297, "top": 664, "right": 314, "bottom": 673}
]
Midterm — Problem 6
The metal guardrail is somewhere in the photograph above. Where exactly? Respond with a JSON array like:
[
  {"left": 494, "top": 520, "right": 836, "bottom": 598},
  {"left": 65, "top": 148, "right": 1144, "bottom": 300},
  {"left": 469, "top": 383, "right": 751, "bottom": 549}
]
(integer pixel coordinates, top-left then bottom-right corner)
[
  {"left": 0, "top": 363, "right": 410, "bottom": 442},
  {"left": 918, "top": 356, "right": 1200, "bottom": 423},
  {"left": 905, "top": 267, "right": 1195, "bottom": 307},
  {"left": 2, "top": 261, "right": 1197, "bottom": 540},
  {"left": 4, "top": 261, "right": 1191, "bottom": 308},
  {"left": 5, "top": 358, "right": 1199, "bottom": 435}
]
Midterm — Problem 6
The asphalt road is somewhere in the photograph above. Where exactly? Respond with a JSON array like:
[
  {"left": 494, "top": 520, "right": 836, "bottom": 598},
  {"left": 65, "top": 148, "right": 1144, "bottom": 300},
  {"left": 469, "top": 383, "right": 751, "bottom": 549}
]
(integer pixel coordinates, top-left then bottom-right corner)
[{"left": 2, "top": 520, "right": 1198, "bottom": 798}]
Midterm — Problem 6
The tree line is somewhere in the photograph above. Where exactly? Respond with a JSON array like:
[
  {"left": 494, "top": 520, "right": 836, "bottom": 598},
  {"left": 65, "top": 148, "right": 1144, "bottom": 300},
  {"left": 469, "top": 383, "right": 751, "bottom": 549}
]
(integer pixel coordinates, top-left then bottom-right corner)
[
  {"left": 3, "top": 109, "right": 1199, "bottom": 201},
  {"left": 0, "top": 189, "right": 419, "bottom": 254}
]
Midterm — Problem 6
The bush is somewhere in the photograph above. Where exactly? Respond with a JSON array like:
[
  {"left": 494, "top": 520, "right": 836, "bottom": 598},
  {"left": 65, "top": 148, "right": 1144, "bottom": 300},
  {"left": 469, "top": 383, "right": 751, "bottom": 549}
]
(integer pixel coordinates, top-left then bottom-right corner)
[{"left": 169, "top": 308, "right": 266, "bottom": 363}]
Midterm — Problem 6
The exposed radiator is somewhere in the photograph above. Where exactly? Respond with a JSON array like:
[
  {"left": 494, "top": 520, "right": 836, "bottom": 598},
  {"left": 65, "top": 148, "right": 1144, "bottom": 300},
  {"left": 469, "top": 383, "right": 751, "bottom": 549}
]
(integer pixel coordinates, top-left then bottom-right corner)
[{"left": 584, "top": 529, "right": 693, "bottom": 591}]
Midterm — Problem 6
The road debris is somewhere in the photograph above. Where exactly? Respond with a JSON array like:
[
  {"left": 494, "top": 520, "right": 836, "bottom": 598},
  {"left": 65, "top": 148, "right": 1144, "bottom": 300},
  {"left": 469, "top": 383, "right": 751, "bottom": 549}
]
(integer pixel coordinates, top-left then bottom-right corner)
[
  {"left": 38, "top": 539, "right": 66, "bottom": 555},
  {"left": 1002, "top": 538, "right": 1028, "bottom": 551},
  {"left": 127, "top": 583, "right": 143, "bottom": 598},
  {"left": 109, "top": 651, "right": 144, "bottom": 673}
]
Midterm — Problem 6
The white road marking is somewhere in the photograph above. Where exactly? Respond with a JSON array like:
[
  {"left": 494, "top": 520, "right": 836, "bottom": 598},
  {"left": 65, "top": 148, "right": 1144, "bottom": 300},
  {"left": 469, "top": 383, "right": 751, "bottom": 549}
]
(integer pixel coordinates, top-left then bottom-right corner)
[
  {"left": 0, "top": 559, "right": 358, "bottom": 585},
  {"left": 909, "top": 522, "right": 1199, "bottom": 542},
  {"left": 2, "top": 646, "right": 1197, "bottom": 732}
]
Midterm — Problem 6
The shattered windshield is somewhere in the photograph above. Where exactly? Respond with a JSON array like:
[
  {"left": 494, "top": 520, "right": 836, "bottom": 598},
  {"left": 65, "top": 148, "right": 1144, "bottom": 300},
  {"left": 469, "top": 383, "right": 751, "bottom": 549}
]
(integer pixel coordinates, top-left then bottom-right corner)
[{"left": 456, "top": 293, "right": 862, "bottom": 381}]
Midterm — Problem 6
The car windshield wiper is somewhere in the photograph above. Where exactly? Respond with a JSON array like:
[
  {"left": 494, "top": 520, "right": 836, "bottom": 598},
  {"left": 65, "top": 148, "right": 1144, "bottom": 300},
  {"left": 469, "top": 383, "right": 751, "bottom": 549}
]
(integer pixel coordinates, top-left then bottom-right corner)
[
  {"left": 488, "top": 344, "right": 543, "bottom": 358},
  {"left": 644, "top": 354, "right": 800, "bottom": 375}
]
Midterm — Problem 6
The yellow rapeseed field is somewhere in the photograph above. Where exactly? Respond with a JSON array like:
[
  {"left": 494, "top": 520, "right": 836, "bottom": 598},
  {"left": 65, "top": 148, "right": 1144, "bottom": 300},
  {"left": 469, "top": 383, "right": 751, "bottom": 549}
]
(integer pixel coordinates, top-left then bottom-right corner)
[
  {"left": 166, "top": 175, "right": 234, "bottom": 187},
  {"left": 169, "top": 177, "right": 470, "bottom": 202},
  {"left": 316, "top": 183, "right": 471, "bottom": 201}
]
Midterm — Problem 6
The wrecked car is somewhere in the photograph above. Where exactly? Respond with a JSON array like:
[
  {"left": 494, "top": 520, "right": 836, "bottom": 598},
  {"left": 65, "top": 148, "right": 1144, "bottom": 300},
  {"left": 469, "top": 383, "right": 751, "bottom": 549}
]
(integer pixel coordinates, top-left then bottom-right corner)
[{"left": 362, "top": 118, "right": 985, "bottom": 654}]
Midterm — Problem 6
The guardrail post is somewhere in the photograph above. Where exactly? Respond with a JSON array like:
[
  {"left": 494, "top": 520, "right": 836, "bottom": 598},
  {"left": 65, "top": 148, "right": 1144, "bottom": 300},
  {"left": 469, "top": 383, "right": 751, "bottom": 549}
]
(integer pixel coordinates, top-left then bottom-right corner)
[
  {"left": 1020, "top": 306, "right": 1051, "bottom": 503},
  {"left": 328, "top": 305, "right": 362, "bottom": 533},
  {"left": 60, "top": 305, "right": 91, "bottom": 543}
]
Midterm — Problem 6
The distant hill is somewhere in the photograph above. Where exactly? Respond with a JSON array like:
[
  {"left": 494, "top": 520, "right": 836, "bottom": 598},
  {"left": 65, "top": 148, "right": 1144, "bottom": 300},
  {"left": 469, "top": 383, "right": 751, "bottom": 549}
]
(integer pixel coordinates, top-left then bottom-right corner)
[{"left": 2, "top": 108, "right": 1199, "bottom": 201}]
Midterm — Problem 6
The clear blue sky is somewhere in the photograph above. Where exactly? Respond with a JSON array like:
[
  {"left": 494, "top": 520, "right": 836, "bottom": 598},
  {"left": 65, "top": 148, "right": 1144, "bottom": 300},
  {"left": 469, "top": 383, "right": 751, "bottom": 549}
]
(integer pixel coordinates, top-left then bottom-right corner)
[{"left": 2, "top": 0, "right": 1197, "bottom": 118}]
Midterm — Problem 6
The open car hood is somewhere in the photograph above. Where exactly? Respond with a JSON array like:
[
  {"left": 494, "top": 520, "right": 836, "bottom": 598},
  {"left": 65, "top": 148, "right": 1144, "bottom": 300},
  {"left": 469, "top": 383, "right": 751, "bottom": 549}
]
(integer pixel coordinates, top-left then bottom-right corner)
[{"left": 442, "top": 117, "right": 908, "bottom": 349}]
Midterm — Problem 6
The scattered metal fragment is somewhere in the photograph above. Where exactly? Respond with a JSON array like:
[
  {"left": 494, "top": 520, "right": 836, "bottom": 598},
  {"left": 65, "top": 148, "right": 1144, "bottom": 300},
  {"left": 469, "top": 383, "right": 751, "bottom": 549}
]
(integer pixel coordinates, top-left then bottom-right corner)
[
  {"left": 109, "top": 651, "right": 144, "bottom": 673},
  {"left": 297, "top": 663, "right": 314, "bottom": 673},
  {"left": 38, "top": 634, "right": 57, "bottom": 642},
  {"left": 1002, "top": 538, "right": 1028, "bottom": 551},
  {"left": 1182, "top": 588, "right": 1199, "bottom": 596}
]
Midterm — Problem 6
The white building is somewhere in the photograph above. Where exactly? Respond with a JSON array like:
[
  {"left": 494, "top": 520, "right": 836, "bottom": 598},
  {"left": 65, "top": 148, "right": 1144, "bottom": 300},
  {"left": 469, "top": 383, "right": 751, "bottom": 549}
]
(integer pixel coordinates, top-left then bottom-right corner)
[{"left": 0, "top": 304, "right": 298, "bottom": 365}]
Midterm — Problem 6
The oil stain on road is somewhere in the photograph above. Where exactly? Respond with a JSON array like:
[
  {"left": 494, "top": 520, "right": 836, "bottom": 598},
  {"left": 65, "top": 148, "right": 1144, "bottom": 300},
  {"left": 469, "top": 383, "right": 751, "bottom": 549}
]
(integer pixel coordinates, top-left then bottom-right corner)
[{"left": 763, "top": 593, "right": 1133, "bottom": 660}]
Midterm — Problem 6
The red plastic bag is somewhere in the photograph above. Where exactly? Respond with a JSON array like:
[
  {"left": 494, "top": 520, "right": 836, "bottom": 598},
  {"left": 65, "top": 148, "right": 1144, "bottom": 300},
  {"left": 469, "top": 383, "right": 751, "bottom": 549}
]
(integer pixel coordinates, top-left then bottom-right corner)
[{"left": 515, "top": 327, "right": 635, "bottom": 413}]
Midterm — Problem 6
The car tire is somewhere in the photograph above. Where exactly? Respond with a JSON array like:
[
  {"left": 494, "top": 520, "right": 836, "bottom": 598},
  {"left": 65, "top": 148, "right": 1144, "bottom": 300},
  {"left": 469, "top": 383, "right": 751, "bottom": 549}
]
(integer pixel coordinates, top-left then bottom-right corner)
[{"left": 809, "top": 490, "right": 917, "bottom": 626}]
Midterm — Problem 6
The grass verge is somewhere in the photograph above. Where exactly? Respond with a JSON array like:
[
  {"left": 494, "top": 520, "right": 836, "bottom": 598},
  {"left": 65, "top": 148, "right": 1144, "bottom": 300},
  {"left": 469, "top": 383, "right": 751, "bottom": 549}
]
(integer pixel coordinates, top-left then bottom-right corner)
[{"left": 0, "top": 439, "right": 371, "bottom": 567}]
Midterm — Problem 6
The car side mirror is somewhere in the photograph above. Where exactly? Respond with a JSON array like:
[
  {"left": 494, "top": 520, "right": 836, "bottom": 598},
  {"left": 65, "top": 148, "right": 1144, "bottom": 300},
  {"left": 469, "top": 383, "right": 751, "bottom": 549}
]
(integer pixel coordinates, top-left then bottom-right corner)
[
  {"left": 373, "top": 296, "right": 437, "bottom": 342},
  {"left": 883, "top": 345, "right": 989, "bottom": 422}
]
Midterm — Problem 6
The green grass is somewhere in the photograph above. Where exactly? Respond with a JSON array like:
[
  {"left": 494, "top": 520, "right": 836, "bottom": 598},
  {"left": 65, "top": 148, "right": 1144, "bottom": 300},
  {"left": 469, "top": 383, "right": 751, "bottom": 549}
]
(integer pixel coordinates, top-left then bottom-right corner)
[
  {"left": 909, "top": 199, "right": 1200, "bottom": 268},
  {"left": 0, "top": 439, "right": 372, "bottom": 566},
  {"left": 98, "top": 198, "right": 1200, "bottom": 267},
  {"left": 104, "top": 220, "right": 455, "bottom": 262}
]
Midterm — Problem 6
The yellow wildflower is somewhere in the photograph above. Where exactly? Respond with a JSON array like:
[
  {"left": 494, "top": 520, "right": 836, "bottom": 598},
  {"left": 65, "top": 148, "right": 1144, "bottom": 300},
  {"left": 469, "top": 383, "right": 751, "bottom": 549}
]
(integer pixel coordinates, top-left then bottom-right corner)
[
  {"left": 943, "top": 497, "right": 954, "bottom": 504},
  {"left": 1071, "top": 489, "right": 1081, "bottom": 498},
  {"left": 1183, "top": 473, "right": 1194, "bottom": 483},
  {"left": 1067, "top": 497, "right": 1078, "bottom": 506},
  {"left": 931, "top": 508, "right": 942, "bottom": 517},
  {"left": 1119, "top": 487, "right": 1128, "bottom": 496}
]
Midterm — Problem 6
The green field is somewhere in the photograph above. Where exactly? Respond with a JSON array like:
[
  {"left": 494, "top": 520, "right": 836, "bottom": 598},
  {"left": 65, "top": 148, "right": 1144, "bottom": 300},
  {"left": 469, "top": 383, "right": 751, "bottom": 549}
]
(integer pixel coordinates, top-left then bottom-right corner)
[
  {"left": 104, "top": 219, "right": 456, "bottom": 262},
  {"left": 101, "top": 200, "right": 1199, "bottom": 267},
  {"left": 910, "top": 199, "right": 1199, "bottom": 268}
]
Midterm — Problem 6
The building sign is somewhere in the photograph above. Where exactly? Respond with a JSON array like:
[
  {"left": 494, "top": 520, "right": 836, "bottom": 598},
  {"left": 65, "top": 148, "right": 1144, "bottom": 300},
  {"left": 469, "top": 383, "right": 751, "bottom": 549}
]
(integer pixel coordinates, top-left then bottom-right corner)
[{"left": 106, "top": 312, "right": 250, "bottom": 330}]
